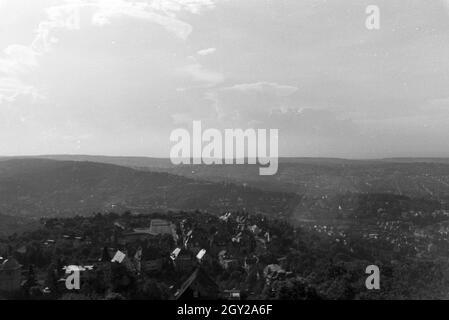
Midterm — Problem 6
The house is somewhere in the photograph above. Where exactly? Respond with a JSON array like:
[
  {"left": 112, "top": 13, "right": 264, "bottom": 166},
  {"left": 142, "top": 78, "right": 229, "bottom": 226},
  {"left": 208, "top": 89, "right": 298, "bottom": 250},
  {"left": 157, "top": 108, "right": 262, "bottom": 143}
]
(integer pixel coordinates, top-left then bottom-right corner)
[
  {"left": 219, "top": 212, "right": 232, "bottom": 222},
  {"left": 222, "top": 289, "right": 241, "bottom": 300},
  {"left": 263, "top": 264, "right": 284, "bottom": 277},
  {"left": 150, "top": 219, "right": 178, "bottom": 241},
  {"left": 110, "top": 250, "right": 137, "bottom": 273},
  {"left": 111, "top": 250, "right": 127, "bottom": 263},
  {"left": 174, "top": 250, "right": 196, "bottom": 273},
  {"left": 248, "top": 225, "right": 262, "bottom": 235},
  {"left": 196, "top": 249, "right": 206, "bottom": 262},
  {"left": 120, "top": 229, "right": 152, "bottom": 244},
  {"left": 263, "top": 264, "right": 288, "bottom": 284},
  {"left": 120, "top": 219, "right": 178, "bottom": 244},
  {"left": 170, "top": 248, "right": 181, "bottom": 261},
  {"left": 114, "top": 221, "right": 126, "bottom": 230},
  {"left": 218, "top": 250, "right": 240, "bottom": 270},
  {"left": 220, "top": 259, "right": 240, "bottom": 270},
  {"left": 172, "top": 268, "right": 219, "bottom": 300},
  {"left": 0, "top": 258, "right": 22, "bottom": 292}
]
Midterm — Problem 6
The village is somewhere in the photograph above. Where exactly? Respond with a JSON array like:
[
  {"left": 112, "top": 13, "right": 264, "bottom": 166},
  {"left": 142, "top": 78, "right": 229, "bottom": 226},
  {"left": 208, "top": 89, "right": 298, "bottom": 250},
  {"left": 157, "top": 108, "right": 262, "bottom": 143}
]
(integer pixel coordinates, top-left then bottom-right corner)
[
  {"left": 0, "top": 210, "right": 313, "bottom": 300},
  {"left": 2, "top": 205, "right": 449, "bottom": 300}
]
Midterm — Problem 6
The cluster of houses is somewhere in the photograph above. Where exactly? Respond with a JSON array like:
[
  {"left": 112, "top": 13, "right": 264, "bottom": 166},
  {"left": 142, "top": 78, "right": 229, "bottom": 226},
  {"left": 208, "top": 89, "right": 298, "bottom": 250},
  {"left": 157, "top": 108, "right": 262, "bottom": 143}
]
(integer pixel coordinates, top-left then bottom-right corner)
[
  {"left": 96, "top": 213, "right": 281, "bottom": 299},
  {"left": 0, "top": 211, "right": 305, "bottom": 299},
  {"left": 300, "top": 211, "right": 449, "bottom": 259}
]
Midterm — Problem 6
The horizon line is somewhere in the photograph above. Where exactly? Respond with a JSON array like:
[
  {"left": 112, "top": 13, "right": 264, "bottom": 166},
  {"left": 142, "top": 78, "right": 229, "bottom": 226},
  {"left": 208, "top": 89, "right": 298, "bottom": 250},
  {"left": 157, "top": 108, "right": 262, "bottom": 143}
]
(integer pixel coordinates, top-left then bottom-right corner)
[{"left": 2, "top": 154, "right": 449, "bottom": 161}]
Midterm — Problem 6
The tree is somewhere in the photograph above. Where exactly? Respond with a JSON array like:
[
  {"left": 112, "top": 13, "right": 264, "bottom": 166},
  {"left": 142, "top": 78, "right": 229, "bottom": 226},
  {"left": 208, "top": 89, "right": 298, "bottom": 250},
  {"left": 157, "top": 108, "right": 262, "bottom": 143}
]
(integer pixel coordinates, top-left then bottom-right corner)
[{"left": 272, "top": 278, "right": 322, "bottom": 300}]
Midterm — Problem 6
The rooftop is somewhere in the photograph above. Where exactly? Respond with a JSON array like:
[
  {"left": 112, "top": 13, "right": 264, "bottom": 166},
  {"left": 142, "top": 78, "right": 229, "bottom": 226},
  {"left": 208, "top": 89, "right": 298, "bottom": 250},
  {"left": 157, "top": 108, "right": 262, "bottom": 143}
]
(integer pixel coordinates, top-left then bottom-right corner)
[{"left": 0, "top": 258, "right": 21, "bottom": 271}]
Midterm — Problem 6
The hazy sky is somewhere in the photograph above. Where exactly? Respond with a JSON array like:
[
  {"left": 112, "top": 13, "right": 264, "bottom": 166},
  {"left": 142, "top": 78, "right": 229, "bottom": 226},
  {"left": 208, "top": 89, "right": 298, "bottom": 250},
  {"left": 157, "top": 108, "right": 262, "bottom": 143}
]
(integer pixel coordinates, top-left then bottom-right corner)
[{"left": 1, "top": 0, "right": 449, "bottom": 158}]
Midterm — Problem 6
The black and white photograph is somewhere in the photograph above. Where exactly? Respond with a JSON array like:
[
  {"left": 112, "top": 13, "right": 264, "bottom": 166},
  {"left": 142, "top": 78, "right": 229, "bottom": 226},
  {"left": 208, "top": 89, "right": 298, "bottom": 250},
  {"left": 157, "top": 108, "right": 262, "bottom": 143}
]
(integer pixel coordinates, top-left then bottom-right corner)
[{"left": 1, "top": 0, "right": 449, "bottom": 306}]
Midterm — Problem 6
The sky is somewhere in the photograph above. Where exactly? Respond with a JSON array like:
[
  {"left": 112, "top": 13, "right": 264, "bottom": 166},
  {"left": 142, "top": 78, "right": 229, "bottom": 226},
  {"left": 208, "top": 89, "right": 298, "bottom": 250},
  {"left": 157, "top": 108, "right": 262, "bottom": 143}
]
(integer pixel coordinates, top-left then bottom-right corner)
[{"left": 1, "top": 0, "right": 449, "bottom": 158}]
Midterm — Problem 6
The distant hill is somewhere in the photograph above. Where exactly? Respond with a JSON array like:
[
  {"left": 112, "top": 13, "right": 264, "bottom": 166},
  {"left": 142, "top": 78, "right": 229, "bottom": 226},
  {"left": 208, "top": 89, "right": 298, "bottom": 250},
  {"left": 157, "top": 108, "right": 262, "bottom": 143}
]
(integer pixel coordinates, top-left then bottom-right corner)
[
  {"left": 10, "top": 154, "right": 449, "bottom": 166},
  {"left": 0, "top": 155, "right": 175, "bottom": 169},
  {"left": 0, "top": 159, "right": 299, "bottom": 218},
  {"left": 8, "top": 155, "right": 449, "bottom": 200},
  {"left": 148, "top": 161, "right": 449, "bottom": 200},
  {"left": 4, "top": 155, "right": 449, "bottom": 225}
]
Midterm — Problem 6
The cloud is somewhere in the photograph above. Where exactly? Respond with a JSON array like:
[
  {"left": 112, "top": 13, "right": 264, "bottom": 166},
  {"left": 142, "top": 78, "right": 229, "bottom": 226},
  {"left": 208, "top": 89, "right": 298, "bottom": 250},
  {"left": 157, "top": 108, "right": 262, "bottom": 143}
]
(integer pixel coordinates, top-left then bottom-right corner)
[
  {"left": 91, "top": 0, "right": 193, "bottom": 40},
  {"left": 197, "top": 47, "right": 216, "bottom": 56},
  {"left": 0, "top": 1, "right": 82, "bottom": 102},
  {"left": 204, "top": 81, "right": 298, "bottom": 125},
  {"left": 159, "top": 0, "right": 215, "bottom": 14},
  {"left": 0, "top": 45, "right": 40, "bottom": 102},
  {"left": 32, "top": 2, "right": 83, "bottom": 53},
  {"left": 2, "top": 0, "right": 449, "bottom": 157},
  {"left": 0, "top": 78, "right": 40, "bottom": 103},
  {"left": 179, "top": 61, "right": 224, "bottom": 86},
  {"left": 221, "top": 81, "right": 298, "bottom": 96},
  {"left": 37, "top": 0, "right": 215, "bottom": 47},
  {"left": 4, "top": 45, "right": 38, "bottom": 70},
  {"left": 0, "top": 0, "right": 217, "bottom": 104}
]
